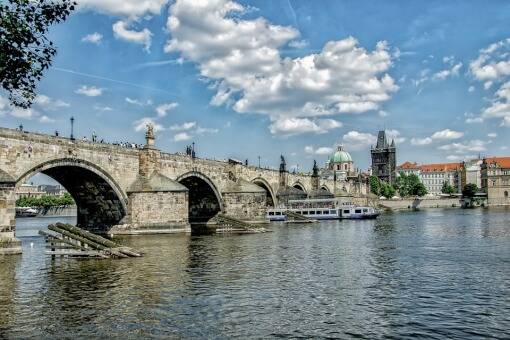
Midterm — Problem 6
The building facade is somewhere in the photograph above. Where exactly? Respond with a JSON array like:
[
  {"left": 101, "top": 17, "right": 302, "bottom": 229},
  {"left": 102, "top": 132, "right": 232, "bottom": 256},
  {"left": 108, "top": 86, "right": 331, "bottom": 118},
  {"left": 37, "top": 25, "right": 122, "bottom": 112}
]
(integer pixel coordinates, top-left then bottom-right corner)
[
  {"left": 481, "top": 157, "right": 510, "bottom": 205},
  {"left": 397, "top": 162, "right": 462, "bottom": 195},
  {"left": 371, "top": 130, "right": 396, "bottom": 184},
  {"left": 461, "top": 159, "right": 482, "bottom": 189},
  {"left": 324, "top": 145, "right": 355, "bottom": 181}
]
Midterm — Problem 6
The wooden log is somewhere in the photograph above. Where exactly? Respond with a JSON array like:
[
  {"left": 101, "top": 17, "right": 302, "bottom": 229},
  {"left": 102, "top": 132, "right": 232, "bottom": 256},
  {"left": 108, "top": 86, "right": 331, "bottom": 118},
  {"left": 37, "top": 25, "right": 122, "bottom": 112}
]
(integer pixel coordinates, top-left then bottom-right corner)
[
  {"left": 54, "top": 223, "right": 142, "bottom": 257},
  {"left": 48, "top": 225, "right": 127, "bottom": 258}
]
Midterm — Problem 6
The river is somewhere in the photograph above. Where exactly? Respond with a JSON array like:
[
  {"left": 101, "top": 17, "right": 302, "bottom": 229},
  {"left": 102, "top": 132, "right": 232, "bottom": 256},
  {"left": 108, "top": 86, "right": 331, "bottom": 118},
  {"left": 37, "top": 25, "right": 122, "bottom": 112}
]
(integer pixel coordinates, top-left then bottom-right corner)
[{"left": 1, "top": 209, "right": 509, "bottom": 339}]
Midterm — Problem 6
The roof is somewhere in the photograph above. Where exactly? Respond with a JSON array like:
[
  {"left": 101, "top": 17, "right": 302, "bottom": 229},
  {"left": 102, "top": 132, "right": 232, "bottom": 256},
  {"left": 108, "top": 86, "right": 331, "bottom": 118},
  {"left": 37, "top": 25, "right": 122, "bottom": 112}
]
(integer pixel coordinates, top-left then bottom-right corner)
[
  {"left": 398, "top": 161, "right": 419, "bottom": 170},
  {"left": 484, "top": 157, "right": 510, "bottom": 168},
  {"left": 419, "top": 162, "right": 462, "bottom": 172},
  {"left": 329, "top": 145, "right": 352, "bottom": 163},
  {"left": 127, "top": 172, "right": 188, "bottom": 193}
]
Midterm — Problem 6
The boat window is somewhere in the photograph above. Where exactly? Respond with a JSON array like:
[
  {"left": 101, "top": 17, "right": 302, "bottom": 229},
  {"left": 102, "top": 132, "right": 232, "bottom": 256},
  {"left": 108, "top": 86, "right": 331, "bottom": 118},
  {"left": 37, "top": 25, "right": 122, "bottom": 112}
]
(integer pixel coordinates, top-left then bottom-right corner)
[
  {"left": 269, "top": 211, "right": 274, "bottom": 215},
  {"left": 317, "top": 211, "right": 322, "bottom": 214},
  {"left": 343, "top": 210, "right": 350, "bottom": 214},
  {"left": 355, "top": 209, "right": 362, "bottom": 213},
  {"left": 330, "top": 210, "right": 336, "bottom": 214},
  {"left": 363, "top": 209, "right": 368, "bottom": 213},
  {"left": 276, "top": 211, "right": 281, "bottom": 215}
]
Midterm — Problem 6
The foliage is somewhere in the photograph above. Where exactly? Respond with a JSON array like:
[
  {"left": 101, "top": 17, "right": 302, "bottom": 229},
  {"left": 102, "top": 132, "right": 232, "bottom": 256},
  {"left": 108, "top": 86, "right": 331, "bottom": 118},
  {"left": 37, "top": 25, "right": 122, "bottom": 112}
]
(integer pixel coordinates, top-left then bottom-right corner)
[
  {"left": 0, "top": 0, "right": 75, "bottom": 108},
  {"left": 395, "top": 173, "right": 428, "bottom": 197},
  {"left": 441, "top": 181, "right": 456, "bottom": 195},
  {"left": 370, "top": 175, "right": 396, "bottom": 198},
  {"left": 462, "top": 183, "right": 479, "bottom": 198},
  {"left": 16, "top": 193, "right": 74, "bottom": 208},
  {"left": 380, "top": 181, "right": 396, "bottom": 199},
  {"left": 369, "top": 175, "right": 381, "bottom": 196}
]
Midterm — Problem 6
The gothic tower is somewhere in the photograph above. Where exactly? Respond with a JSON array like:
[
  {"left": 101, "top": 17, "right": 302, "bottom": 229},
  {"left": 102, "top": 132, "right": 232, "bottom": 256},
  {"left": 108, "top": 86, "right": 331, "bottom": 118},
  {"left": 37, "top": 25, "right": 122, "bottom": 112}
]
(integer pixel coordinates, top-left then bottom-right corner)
[{"left": 370, "top": 130, "right": 397, "bottom": 184}]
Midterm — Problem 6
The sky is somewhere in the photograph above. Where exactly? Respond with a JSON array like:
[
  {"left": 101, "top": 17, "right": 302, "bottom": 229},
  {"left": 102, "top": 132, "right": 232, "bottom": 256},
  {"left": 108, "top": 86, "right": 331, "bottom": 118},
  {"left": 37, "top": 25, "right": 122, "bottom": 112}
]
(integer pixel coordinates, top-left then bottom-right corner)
[{"left": 2, "top": 0, "right": 510, "bottom": 175}]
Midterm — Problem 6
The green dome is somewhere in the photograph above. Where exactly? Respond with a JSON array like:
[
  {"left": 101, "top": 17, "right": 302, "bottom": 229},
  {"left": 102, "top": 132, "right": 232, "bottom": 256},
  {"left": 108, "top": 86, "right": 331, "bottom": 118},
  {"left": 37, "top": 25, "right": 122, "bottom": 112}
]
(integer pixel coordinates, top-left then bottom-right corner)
[{"left": 329, "top": 145, "right": 352, "bottom": 163}]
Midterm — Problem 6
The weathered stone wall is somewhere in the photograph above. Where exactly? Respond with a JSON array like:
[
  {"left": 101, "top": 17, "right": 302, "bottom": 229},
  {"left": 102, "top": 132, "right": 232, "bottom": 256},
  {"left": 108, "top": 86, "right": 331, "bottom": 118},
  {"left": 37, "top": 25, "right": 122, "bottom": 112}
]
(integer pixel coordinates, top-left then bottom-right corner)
[
  {"left": 122, "top": 191, "right": 190, "bottom": 233},
  {"left": 222, "top": 192, "right": 267, "bottom": 222},
  {"left": 379, "top": 198, "right": 461, "bottom": 210}
]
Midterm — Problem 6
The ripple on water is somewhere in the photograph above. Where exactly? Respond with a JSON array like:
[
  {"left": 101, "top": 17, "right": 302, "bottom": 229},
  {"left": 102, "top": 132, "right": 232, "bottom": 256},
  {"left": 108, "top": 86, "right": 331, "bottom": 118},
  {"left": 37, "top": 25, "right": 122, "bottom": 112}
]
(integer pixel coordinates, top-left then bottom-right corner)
[{"left": 1, "top": 209, "right": 510, "bottom": 338}]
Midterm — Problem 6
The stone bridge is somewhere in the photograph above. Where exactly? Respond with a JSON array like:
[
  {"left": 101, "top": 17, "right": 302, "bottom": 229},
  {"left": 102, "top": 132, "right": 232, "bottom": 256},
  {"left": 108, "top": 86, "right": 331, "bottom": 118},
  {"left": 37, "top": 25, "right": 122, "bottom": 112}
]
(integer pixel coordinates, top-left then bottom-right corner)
[{"left": 0, "top": 126, "right": 339, "bottom": 252}]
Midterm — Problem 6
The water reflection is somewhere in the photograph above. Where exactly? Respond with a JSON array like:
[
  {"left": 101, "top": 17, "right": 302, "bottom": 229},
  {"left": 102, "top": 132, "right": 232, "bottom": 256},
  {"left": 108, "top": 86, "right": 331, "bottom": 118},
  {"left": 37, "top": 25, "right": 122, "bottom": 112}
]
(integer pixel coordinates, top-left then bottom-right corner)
[{"left": 1, "top": 209, "right": 509, "bottom": 338}]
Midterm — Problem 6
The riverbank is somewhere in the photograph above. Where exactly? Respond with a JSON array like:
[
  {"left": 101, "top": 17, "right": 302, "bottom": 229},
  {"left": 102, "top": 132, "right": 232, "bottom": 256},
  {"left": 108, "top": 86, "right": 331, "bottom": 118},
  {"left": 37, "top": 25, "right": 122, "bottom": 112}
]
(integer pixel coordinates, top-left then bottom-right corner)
[{"left": 377, "top": 197, "right": 461, "bottom": 210}]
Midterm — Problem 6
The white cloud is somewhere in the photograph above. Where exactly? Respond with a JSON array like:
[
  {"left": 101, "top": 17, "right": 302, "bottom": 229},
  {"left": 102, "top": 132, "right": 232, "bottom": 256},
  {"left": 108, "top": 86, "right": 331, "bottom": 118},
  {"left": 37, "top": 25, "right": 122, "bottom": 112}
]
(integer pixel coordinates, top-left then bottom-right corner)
[
  {"left": 430, "top": 129, "right": 464, "bottom": 140},
  {"left": 9, "top": 107, "right": 39, "bottom": 119},
  {"left": 195, "top": 127, "right": 219, "bottom": 134},
  {"left": 501, "top": 116, "right": 510, "bottom": 127},
  {"left": 304, "top": 146, "right": 334, "bottom": 155},
  {"left": 378, "top": 110, "right": 388, "bottom": 117},
  {"left": 470, "top": 38, "right": 510, "bottom": 81},
  {"left": 170, "top": 121, "right": 196, "bottom": 131},
  {"left": 81, "top": 32, "right": 103, "bottom": 44},
  {"left": 34, "top": 95, "right": 70, "bottom": 110},
  {"left": 173, "top": 132, "right": 192, "bottom": 141},
  {"left": 431, "top": 62, "right": 462, "bottom": 81},
  {"left": 133, "top": 117, "right": 165, "bottom": 132},
  {"left": 488, "top": 132, "right": 498, "bottom": 138},
  {"left": 438, "top": 140, "right": 486, "bottom": 154},
  {"left": 113, "top": 20, "right": 152, "bottom": 52},
  {"left": 446, "top": 154, "right": 476, "bottom": 161},
  {"left": 342, "top": 131, "right": 377, "bottom": 150},
  {"left": 269, "top": 118, "right": 342, "bottom": 136},
  {"left": 410, "top": 137, "right": 432, "bottom": 146},
  {"left": 126, "top": 97, "right": 152, "bottom": 106},
  {"left": 165, "top": 0, "right": 397, "bottom": 135},
  {"left": 155, "top": 102, "right": 178, "bottom": 117},
  {"left": 75, "top": 85, "right": 103, "bottom": 97},
  {"left": 468, "top": 86, "right": 475, "bottom": 92},
  {"left": 385, "top": 129, "right": 406, "bottom": 143},
  {"left": 78, "top": 0, "right": 168, "bottom": 17},
  {"left": 38, "top": 115, "right": 55, "bottom": 123},
  {"left": 94, "top": 105, "right": 113, "bottom": 111},
  {"left": 288, "top": 40, "right": 308, "bottom": 49}
]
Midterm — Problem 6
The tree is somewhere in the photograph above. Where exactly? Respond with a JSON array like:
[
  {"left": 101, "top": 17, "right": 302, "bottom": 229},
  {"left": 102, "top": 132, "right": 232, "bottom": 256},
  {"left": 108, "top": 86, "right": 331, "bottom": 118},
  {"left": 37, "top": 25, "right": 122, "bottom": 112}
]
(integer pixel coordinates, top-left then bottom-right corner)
[
  {"left": 0, "top": 0, "right": 75, "bottom": 108},
  {"left": 369, "top": 176, "right": 381, "bottom": 196},
  {"left": 395, "top": 173, "right": 427, "bottom": 197},
  {"left": 441, "top": 181, "right": 455, "bottom": 195},
  {"left": 462, "top": 183, "right": 478, "bottom": 198},
  {"left": 380, "top": 181, "right": 396, "bottom": 199}
]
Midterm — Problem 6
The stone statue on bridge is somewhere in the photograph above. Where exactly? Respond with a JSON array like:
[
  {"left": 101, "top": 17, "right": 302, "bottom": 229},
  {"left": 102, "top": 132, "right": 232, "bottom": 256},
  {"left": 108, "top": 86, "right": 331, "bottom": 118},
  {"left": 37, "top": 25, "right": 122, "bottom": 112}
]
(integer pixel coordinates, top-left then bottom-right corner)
[{"left": 145, "top": 123, "right": 155, "bottom": 148}]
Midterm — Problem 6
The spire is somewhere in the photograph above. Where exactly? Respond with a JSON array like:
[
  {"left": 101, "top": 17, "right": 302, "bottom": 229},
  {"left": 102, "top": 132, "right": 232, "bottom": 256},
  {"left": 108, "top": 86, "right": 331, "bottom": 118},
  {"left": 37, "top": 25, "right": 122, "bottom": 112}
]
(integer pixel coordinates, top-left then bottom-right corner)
[{"left": 376, "top": 130, "right": 388, "bottom": 149}]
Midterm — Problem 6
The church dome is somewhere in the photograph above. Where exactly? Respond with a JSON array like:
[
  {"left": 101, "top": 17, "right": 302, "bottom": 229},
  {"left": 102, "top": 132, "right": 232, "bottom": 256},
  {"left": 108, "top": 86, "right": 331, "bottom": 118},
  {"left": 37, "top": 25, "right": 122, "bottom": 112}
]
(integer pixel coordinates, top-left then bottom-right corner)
[{"left": 329, "top": 145, "right": 352, "bottom": 163}]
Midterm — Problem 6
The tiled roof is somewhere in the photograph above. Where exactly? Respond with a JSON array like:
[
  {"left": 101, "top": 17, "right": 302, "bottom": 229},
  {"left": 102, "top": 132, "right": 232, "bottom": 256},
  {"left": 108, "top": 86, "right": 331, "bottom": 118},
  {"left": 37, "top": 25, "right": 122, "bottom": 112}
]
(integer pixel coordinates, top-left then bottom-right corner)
[
  {"left": 419, "top": 162, "right": 462, "bottom": 172},
  {"left": 484, "top": 157, "right": 510, "bottom": 168},
  {"left": 398, "top": 161, "right": 419, "bottom": 169}
]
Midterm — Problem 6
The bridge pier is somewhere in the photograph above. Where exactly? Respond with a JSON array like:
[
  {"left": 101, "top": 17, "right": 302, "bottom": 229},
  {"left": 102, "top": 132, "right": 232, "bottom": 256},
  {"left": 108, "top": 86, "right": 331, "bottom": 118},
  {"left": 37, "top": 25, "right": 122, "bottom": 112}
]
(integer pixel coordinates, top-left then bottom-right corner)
[
  {"left": 222, "top": 179, "right": 267, "bottom": 223},
  {"left": 0, "top": 180, "right": 21, "bottom": 255}
]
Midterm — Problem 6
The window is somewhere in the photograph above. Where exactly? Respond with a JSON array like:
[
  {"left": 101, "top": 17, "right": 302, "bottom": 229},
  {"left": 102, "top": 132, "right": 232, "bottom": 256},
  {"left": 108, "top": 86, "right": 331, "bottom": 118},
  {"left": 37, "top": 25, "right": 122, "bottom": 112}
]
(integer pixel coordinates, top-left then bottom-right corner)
[
  {"left": 343, "top": 209, "right": 350, "bottom": 214},
  {"left": 363, "top": 209, "right": 368, "bottom": 213},
  {"left": 355, "top": 209, "right": 362, "bottom": 213},
  {"left": 505, "top": 191, "right": 509, "bottom": 199},
  {"left": 269, "top": 211, "right": 274, "bottom": 216},
  {"left": 275, "top": 211, "right": 281, "bottom": 215},
  {"left": 330, "top": 210, "right": 336, "bottom": 214}
]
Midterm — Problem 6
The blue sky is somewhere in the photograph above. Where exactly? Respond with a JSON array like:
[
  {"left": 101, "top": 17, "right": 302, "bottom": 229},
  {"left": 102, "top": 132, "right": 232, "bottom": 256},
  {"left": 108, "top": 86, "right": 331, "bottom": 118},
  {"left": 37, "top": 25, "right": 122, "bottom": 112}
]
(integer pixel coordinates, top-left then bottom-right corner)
[{"left": 2, "top": 0, "right": 510, "bottom": 173}]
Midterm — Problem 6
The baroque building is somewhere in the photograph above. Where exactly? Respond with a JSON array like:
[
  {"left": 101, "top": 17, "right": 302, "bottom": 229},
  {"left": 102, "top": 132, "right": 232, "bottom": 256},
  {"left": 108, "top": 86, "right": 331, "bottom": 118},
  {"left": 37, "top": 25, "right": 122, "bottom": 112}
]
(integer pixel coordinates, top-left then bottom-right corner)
[
  {"left": 397, "top": 161, "right": 462, "bottom": 195},
  {"left": 481, "top": 157, "right": 510, "bottom": 205},
  {"left": 324, "top": 145, "right": 354, "bottom": 181},
  {"left": 370, "top": 130, "right": 396, "bottom": 184}
]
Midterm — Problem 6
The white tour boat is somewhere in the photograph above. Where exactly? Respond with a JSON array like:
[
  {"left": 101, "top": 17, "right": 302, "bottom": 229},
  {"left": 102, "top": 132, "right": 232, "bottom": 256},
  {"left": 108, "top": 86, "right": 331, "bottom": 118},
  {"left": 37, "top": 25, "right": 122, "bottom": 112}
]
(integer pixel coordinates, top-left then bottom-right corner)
[{"left": 266, "top": 199, "right": 379, "bottom": 221}]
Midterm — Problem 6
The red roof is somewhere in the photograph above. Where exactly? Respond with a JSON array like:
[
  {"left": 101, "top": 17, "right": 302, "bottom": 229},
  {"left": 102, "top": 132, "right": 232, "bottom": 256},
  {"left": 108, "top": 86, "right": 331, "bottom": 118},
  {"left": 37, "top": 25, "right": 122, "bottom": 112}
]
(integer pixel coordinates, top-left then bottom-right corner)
[
  {"left": 484, "top": 157, "right": 510, "bottom": 168},
  {"left": 398, "top": 161, "right": 419, "bottom": 169},
  {"left": 419, "top": 162, "right": 462, "bottom": 172}
]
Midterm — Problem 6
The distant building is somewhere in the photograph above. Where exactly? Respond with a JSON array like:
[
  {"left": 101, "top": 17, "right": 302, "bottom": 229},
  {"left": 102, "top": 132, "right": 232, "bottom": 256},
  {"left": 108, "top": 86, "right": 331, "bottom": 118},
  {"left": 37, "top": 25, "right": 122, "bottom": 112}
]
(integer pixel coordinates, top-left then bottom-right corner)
[
  {"left": 15, "top": 183, "right": 45, "bottom": 199},
  {"left": 461, "top": 159, "right": 482, "bottom": 189},
  {"left": 324, "top": 145, "right": 355, "bottom": 181},
  {"left": 481, "top": 157, "right": 510, "bottom": 206},
  {"left": 370, "top": 130, "right": 396, "bottom": 184},
  {"left": 397, "top": 161, "right": 462, "bottom": 195},
  {"left": 38, "top": 184, "right": 67, "bottom": 196}
]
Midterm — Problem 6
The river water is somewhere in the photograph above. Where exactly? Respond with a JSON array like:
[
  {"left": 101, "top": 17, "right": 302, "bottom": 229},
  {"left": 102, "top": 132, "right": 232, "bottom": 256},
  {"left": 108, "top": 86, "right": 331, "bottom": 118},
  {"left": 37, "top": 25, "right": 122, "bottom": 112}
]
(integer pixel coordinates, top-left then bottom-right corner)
[{"left": 1, "top": 209, "right": 509, "bottom": 339}]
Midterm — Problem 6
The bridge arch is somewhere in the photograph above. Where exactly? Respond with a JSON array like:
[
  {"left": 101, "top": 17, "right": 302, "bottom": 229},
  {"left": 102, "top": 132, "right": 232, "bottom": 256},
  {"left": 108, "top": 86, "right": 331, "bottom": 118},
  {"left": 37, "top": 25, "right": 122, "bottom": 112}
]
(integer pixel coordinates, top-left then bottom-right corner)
[
  {"left": 17, "top": 158, "right": 127, "bottom": 232},
  {"left": 320, "top": 184, "right": 332, "bottom": 193},
  {"left": 292, "top": 181, "right": 307, "bottom": 193},
  {"left": 176, "top": 171, "right": 223, "bottom": 223},
  {"left": 251, "top": 177, "right": 276, "bottom": 207}
]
